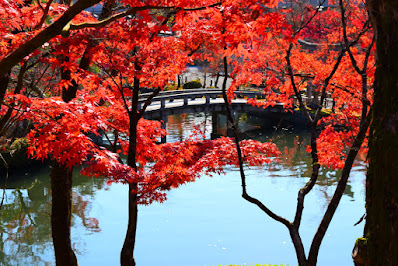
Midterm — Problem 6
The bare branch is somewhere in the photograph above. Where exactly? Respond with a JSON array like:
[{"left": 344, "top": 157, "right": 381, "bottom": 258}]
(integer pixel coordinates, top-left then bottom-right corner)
[
  {"left": 314, "top": 47, "right": 345, "bottom": 121},
  {"left": 0, "top": 63, "right": 27, "bottom": 135},
  {"left": 221, "top": 55, "right": 291, "bottom": 231},
  {"left": 138, "top": 88, "right": 161, "bottom": 118},
  {"left": 285, "top": 44, "right": 313, "bottom": 123},
  {"left": 294, "top": 0, "right": 327, "bottom": 35},
  {"left": 308, "top": 108, "right": 372, "bottom": 263},
  {"left": 36, "top": 0, "right": 54, "bottom": 30}
]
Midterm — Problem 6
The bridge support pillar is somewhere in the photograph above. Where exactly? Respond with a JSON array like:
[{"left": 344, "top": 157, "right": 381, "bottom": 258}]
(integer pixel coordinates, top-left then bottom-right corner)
[
  {"left": 211, "top": 112, "right": 223, "bottom": 139},
  {"left": 161, "top": 114, "right": 168, "bottom": 143}
]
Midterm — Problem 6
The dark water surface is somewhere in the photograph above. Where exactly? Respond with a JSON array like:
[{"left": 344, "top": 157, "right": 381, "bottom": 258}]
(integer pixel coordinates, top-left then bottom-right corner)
[{"left": 0, "top": 112, "right": 366, "bottom": 266}]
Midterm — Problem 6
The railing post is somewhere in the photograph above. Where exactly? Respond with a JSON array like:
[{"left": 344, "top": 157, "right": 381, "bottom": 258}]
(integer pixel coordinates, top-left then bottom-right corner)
[
  {"left": 161, "top": 99, "right": 165, "bottom": 109},
  {"left": 205, "top": 95, "right": 210, "bottom": 104},
  {"left": 184, "top": 96, "right": 188, "bottom": 106}
]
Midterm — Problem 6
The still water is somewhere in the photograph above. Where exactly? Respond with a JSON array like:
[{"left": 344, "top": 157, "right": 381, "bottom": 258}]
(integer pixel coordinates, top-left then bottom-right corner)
[{"left": 0, "top": 112, "right": 366, "bottom": 266}]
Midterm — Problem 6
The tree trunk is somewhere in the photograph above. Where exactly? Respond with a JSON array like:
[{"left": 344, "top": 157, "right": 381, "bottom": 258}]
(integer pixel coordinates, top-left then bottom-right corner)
[
  {"left": 0, "top": 72, "right": 10, "bottom": 109},
  {"left": 358, "top": 1, "right": 398, "bottom": 265},
  {"left": 121, "top": 76, "right": 140, "bottom": 266},
  {"left": 50, "top": 161, "right": 77, "bottom": 266},
  {"left": 177, "top": 75, "right": 181, "bottom": 89},
  {"left": 48, "top": 52, "right": 80, "bottom": 266},
  {"left": 215, "top": 72, "right": 220, "bottom": 88},
  {"left": 203, "top": 70, "right": 207, "bottom": 88},
  {"left": 121, "top": 184, "right": 138, "bottom": 266},
  {"left": 49, "top": 36, "right": 96, "bottom": 265}
]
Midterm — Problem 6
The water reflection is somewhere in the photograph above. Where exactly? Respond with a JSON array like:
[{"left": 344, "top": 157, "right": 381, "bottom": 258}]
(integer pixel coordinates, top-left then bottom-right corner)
[
  {"left": 0, "top": 111, "right": 366, "bottom": 266},
  {"left": 0, "top": 169, "right": 107, "bottom": 265},
  {"left": 167, "top": 112, "right": 361, "bottom": 200}
]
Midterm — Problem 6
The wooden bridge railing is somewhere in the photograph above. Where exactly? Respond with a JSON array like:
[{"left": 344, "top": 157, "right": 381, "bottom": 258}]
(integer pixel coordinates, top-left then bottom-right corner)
[
  {"left": 138, "top": 88, "right": 264, "bottom": 110},
  {"left": 138, "top": 88, "right": 333, "bottom": 112}
]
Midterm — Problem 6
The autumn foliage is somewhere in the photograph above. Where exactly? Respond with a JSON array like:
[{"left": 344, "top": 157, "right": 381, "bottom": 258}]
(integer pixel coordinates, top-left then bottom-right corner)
[
  {"left": 21, "top": 91, "right": 280, "bottom": 204},
  {"left": 0, "top": 0, "right": 376, "bottom": 265},
  {"left": 0, "top": 0, "right": 284, "bottom": 205}
]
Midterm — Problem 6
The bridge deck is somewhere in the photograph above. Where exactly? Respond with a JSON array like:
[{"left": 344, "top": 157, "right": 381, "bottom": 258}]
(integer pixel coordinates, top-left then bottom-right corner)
[{"left": 138, "top": 88, "right": 331, "bottom": 119}]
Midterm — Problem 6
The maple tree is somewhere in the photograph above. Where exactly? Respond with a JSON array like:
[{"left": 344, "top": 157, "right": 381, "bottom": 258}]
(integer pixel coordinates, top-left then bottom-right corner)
[
  {"left": 1, "top": 0, "right": 388, "bottom": 265},
  {"left": 240, "top": 1, "right": 373, "bottom": 265},
  {"left": 0, "top": 1, "right": 281, "bottom": 266},
  {"left": 175, "top": 0, "right": 375, "bottom": 265},
  {"left": 84, "top": 7, "right": 282, "bottom": 264}
]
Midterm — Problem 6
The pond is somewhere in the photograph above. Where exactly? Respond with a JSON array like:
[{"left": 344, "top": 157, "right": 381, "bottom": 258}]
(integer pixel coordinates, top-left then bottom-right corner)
[{"left": 0, "top": 112, "right": 366, "bottom": 266}]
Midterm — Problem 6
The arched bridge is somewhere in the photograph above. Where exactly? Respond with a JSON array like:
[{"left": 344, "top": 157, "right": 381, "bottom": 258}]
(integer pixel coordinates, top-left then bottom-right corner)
[{"left": 139, "top": 88, "right": 285, "bottom": 120}]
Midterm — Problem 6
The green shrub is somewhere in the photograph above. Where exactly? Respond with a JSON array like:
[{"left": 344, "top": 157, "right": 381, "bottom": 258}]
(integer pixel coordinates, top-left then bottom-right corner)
[
  {"left": 183, "top": 80, "right": 202, "bottom": 89},
  {"left": 164, "top": 83, "right": 178, "bottom": 91}
]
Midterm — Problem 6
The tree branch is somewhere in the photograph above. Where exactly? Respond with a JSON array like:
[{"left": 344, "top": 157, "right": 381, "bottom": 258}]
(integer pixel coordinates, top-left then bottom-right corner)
[
  {"left": 69, "top": 2, "right": 221, "bottom": 31},
  {"left": 294, "top": 0, "right": 327, "bottom": 35},
  {"left": 0, "top": 63, "right": 27, "bottom": 135},
  {"left": 221, "top": 54, "right": 292, "bottom": 244},
  {"left": 0, "top": 0, "right": 101, "bottom": 75},
  {"left": 307, "top": 108, "right": 372, "bottom": 264},
  {"left": 285, "top": 44, "right": 313, "bottom": 124},
  {"left": 313, "top": 47, "right": 345, "bottom": 122},
  {"left": 35, "top": 0, "right": 54, "bottom": 30},
  {"left": 138, "top": 88, "right": 161, "bottom": 118}
]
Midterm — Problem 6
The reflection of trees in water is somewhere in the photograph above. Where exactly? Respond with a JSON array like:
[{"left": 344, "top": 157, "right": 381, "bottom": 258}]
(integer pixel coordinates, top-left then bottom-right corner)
[
  {"left": 167, "top": 112, "right": 361, "bottom": 202},
  {"left": 267, "top": 130, "right": 357, "bottom": 202},
  {"left": 167, "top": 113, "right": 212, "bottom": 141},
  {"left": 0, "top": 170, "right": 107, "bottom": 265},
  {"left": 0, "top": 112, "right": 366, "bottom": 264},
  {"left": 239, "top": 116, "right": 360, "bottom": 205},
  {"left": 167, "top": 113, "right": 187, "bottom": 142},
  {"left": 72, "top": 193, "right": 100, "bottom": 233},
  {"left": 0, "top": 186, "right": 52, "bottom": 265}
]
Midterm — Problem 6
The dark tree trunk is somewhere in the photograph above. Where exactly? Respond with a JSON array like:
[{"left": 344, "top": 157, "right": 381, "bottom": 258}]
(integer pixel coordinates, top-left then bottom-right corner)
[
  {"left": 50, "top": 161, "right": 77, "bottom": 266},
  {"left": 121, "top": 122, "right": 139, "bottom": 266},
  {"left": 49, "top": 37, "right": 97, "bottom": 265},
  {"left": 177, "top": 75, "right": 181, "bottom": 89},
  {"left": 121, "top": 76, "right": 140, "bottom": 266},
  {"left": 0, "top": 72, "right": 10, "bottom": 109},
  {"left": 215, "top": 72, "right": 220, "bottom": 88},
  {"left": 121, "top": 183, "right": 138, "bottom": 266},
  {"left": 48, "top": 57, "right": 80, "bottom": 266},
  {"left": 203, "top": 71, "right": 207, "bottom": 88},
  {"left": 357, "top": 1, "right": 398, "bottom": 265}
]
